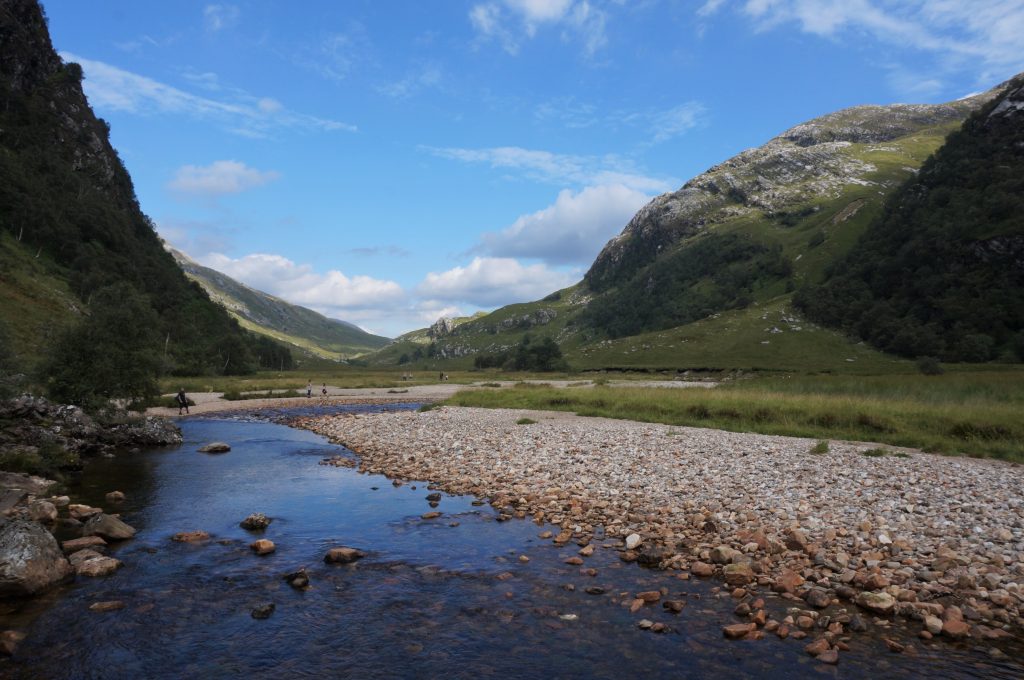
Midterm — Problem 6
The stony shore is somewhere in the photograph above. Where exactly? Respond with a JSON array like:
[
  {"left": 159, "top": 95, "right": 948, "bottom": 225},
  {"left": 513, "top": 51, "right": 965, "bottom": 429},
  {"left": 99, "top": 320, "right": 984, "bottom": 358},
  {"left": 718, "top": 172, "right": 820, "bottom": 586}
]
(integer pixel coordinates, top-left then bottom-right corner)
[{"left": 297, "top": 405, "right": 1024, "bottom": 650}]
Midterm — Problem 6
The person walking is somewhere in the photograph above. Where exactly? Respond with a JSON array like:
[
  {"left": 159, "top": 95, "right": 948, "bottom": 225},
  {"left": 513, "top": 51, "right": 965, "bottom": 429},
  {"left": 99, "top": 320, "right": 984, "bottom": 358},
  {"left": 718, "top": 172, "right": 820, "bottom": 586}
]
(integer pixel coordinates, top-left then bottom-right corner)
[
  {"left": 306, "top": 381, "right": 312, "bottom": 398},
  {"left": 176, "top": 388, "right": 189, "bottom": 415}
]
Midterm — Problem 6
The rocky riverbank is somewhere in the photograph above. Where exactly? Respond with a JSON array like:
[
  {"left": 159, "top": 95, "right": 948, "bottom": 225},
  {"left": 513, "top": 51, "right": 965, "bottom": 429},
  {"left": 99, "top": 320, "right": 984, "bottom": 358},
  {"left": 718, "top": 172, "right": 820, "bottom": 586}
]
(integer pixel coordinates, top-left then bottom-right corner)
[{"left": 296, "top": 405, "right": 1023, "bottom": 659}]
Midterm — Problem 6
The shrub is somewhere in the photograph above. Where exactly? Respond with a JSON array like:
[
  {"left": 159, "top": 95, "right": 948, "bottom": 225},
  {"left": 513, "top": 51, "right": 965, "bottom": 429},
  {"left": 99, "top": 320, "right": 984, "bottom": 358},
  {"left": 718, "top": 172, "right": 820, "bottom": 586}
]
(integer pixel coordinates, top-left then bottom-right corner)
[
  {"left": 809, "top": 440, "right": 829, "bottom": 454},
  {"left": 916, "top": 356, "right": 944, "bottom": 375},
  {"left": 516, "top": 417, "right": 538, "bottom": 425}
]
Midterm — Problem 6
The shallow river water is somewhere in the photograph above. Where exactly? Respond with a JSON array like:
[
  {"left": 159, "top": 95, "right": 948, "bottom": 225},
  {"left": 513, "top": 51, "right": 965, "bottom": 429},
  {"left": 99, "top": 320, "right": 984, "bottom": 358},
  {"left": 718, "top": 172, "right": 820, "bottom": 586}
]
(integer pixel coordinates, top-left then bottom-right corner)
[{"left": 1, "top": 404, "right": 1020, "bottom": 679}]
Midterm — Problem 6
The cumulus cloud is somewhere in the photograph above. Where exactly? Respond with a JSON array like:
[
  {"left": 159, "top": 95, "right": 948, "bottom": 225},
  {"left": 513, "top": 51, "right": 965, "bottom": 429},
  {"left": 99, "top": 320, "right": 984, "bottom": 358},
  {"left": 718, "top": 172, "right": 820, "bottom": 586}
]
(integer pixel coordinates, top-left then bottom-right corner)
[
  {"left": 479, "top": 184, "right": 650, "bottom": 265},
  {"left": 198, "top": 253, "right": 404, "bottom": 317},
  {"left": 61, "top": 52, "right": 355, "bottom": 137},
  {"left": 470, "top": 0, "right": 608, "bottom": 56},
  {"left": 418, "top": 257, "right": 575, "bottom": 307},
  {"left": 169, "top": 160, "right": 280, "bottom": 196},
  {"left": 423, "top": 145, "right": 676, "bottom": 193}
]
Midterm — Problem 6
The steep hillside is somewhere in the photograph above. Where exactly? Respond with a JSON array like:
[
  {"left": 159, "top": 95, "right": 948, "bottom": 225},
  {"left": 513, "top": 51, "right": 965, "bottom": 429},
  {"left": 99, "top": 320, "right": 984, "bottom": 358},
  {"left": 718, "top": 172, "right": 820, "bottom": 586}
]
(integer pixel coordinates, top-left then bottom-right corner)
[
  {"left": 0, "top": 0, "right": 270, "bottom": 376},
  {"left": 372, "top": 84, "right": 1005, "bottom": 372},
  {"left": 171, "top": 249, "right": 389, "bottom": 360},
  {"left": 797, "top": 74, "right": 1024, "bottom": 362}
]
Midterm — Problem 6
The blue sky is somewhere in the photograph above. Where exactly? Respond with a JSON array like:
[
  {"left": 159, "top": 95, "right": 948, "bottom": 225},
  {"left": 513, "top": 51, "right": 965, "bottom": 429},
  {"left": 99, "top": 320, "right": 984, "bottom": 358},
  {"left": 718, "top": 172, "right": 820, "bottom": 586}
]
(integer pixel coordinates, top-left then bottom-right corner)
[{"left": 43, "top": 0, "right": 1024, "bottom": 337}]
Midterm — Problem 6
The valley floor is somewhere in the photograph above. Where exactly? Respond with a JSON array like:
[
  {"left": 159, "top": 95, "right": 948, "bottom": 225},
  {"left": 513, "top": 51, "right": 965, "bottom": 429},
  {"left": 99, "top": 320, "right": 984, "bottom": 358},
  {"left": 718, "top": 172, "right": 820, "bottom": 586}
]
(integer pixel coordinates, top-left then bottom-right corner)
[{"left": 297, "top": 405, "right": 1024, "bottom": 650}]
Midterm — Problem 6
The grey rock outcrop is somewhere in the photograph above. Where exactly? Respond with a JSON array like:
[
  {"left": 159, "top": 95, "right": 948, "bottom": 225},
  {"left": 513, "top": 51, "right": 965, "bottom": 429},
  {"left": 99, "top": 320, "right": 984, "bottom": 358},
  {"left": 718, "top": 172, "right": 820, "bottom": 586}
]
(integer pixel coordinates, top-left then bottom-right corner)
[
  {"left": 0, "top": 519, "right": 72, "bottom": 597},
  {"left": 428, "top": 317, "right": 457, "bottom": 338}
]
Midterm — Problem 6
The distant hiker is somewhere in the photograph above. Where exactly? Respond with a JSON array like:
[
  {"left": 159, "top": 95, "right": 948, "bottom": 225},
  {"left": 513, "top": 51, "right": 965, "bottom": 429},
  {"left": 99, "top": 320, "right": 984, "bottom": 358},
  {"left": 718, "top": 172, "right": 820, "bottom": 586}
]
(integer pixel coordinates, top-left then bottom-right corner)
[
  {"left": 306, "top": 381, "right": 312, "bottom": 398},
  {"left": 176, "top": 388, "right": 189, "bottom": 415},
  {"left": 439, "top": 372, "right": 444, "bottom": 381},
  {"left": 321, "top": 383, "right": 328, "bottom": 397}
]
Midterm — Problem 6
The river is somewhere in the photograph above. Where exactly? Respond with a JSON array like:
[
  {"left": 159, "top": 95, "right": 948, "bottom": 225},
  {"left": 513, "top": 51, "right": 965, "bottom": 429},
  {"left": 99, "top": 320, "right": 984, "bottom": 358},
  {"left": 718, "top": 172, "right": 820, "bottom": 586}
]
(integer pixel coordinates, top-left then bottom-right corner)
[{"left": 1, "top": 404, "right": 1019, "bottom": 678}]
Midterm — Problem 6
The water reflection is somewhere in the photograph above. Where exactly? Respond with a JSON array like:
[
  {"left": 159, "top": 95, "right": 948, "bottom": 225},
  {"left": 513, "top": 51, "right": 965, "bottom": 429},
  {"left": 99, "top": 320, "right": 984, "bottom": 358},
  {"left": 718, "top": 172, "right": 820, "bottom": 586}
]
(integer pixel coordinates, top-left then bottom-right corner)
[{"left": 1, "top": 405, "right": 1020, "bottom": 679}]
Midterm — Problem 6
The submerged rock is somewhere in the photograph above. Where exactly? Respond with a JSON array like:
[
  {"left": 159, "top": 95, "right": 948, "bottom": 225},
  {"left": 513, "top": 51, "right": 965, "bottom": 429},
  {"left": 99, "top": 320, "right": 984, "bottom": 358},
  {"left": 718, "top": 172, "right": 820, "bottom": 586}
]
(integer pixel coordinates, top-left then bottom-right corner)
[
  {"left": 198, "top": 442, "right": 231, "bottom": 453},
  {"left": 324, "top": 547, "right": 366, "bottom": 564},
  {"left": 0, "top": 519, "right": 72, "bottom": 597},
  {"left": 251, "top": 603, "right": 275, "bottom": 619},
  {"left": 240, "top": 513, "right": 271, "bottom": 531},
  {"left": 83, "top": 513, "right": 137, "bottom": 541}
]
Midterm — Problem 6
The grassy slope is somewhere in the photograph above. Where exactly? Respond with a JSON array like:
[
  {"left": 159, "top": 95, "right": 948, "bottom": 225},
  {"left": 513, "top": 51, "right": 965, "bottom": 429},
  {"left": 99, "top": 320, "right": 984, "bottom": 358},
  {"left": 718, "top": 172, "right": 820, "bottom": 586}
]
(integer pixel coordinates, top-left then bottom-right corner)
[
  {"left": 0, "top": 231, "right": 80, "bottom": 366},
  {"left": 176, "top": 255, "right": 389, "bottom": 360}
]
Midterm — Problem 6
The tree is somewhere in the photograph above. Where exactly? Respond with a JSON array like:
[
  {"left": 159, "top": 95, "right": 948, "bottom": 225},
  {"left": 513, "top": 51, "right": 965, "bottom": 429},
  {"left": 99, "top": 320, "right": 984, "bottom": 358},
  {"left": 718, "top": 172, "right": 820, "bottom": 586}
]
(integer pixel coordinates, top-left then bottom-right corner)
[{"left": 42, "top": 283, "right": 162, "bottom": 409}]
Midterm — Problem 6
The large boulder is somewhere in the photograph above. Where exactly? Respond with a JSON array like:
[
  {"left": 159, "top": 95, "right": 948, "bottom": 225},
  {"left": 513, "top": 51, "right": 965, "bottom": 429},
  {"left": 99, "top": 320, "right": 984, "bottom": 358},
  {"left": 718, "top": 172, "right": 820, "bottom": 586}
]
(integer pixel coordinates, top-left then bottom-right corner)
[
  {"left": 198, "top": 442, "right": 231, "bottom": 453},
  {"left": 0, "top": 519, "right": 72, "bottom": 597},
  {"left": 82, "top": 513, "right": 136, "bottom": 541}
]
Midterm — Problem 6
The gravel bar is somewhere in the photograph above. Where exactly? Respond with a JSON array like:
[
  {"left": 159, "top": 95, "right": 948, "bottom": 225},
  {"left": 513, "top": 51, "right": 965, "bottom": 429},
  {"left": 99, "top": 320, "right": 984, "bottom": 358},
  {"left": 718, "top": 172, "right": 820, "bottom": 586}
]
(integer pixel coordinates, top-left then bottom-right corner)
[{"left": 296, "top": 405, "right": 1024, "bottom": 645}]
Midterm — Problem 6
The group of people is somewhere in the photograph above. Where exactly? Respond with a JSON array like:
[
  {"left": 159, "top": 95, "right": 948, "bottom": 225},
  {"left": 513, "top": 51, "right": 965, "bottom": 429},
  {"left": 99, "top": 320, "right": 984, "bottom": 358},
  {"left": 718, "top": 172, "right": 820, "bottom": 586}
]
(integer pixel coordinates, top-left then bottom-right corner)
[{"left": 174, "top": 380, "right": 330, "bottom": 417}]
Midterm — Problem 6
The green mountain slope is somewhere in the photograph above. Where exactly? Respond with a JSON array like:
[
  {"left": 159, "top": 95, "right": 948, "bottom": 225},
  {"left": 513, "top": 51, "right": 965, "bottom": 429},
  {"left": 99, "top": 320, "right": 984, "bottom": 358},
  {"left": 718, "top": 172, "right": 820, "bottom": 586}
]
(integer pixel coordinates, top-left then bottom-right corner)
[
  {"left": 0, "top": 0, "right": 272, "bottom": 376},
  {"left": 368, "top": 81, "right": 1011, "bottom": 373},
  {"left": 171, "top": 249, "right": 389, "bottom": 360},
  {"left": 796, "top": 74, "right": 1024, "bottom": 362}
]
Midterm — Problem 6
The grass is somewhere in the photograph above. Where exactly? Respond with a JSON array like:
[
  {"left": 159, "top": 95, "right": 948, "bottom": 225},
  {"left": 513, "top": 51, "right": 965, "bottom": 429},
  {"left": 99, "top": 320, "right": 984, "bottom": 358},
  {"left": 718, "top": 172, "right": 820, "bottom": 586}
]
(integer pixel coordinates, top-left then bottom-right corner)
[
  {"left": 445, "top": 369, "right": 1024, "bottom": 462},
  {"left": 809, "top": 440, "right": 829, "bottom": 454},
  {"left": 516, "top": 417, "right": 538, "bottom": 425}
]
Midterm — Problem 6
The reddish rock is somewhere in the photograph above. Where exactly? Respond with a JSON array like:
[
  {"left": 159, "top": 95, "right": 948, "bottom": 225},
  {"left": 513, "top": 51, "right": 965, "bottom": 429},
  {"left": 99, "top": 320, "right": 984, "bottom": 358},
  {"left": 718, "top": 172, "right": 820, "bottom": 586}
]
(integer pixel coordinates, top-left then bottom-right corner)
[
  {"left": 942, "top": 620, "right": 970, "bottom": 638},
  {"left": 805, "top": 638, "right": 830, "bottom": 657},
  {"left": 636, "top": 590, "right": 661, "bottom": 603},
  {"left": 105, "top": 491, "right": 126, "bottom": 504},
  {"left": 420, "top": 511, "right": 442, "bottom": 520},
  {"left": 691, "top": 561, "right": 714, "bottom": 577},
  {"left": 250, "top": 539, "right": 276, "bottom": 555},
  {"left": 324, "top": 547, "right": 366, "bottom": 564},
  {"left": 774, "top": 569, "right": 805, "bottom": 594},
  {"left": 564, "top": 556, "right": 584, "bottom": 565},
  {"left": 663, "top": 600, "right": 685, "bottom": 613},
  {"left": 723, "top": 623, "right": 756, "bottom": 639},
  {"left": 171, "top": 531, "right": 209, "bottom": 543}
]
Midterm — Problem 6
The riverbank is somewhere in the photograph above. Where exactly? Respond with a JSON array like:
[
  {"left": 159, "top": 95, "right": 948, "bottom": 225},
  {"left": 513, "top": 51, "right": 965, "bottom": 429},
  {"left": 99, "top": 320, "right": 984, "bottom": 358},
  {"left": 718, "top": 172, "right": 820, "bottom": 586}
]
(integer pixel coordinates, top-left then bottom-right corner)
[{"left": 296, "top": 405, "right": 1024, "bottom": 656}]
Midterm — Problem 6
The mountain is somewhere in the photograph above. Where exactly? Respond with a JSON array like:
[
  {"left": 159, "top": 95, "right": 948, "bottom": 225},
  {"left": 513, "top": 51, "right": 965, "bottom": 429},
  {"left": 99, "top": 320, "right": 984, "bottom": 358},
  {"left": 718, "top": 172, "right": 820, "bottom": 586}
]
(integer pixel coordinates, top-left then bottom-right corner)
[
  {"left": 796, "top": 74, "right": 1024, "bottom": 362},
  {"left": 0, "top": 0, "right": 274, "bottom": 377},
  {"left": 170, "top": 249, "right": 389, "bottom": 361},
  {"left": 370, "top": 79, "right": 1013, "bottom": 373}
]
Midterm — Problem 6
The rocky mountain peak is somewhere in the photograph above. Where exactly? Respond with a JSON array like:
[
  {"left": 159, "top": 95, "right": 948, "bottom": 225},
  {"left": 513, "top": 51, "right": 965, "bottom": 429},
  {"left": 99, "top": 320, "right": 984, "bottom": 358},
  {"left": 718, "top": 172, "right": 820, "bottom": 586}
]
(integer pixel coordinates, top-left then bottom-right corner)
[{"left": 584, "top": 89, "right": 1000, "bottom": 293}]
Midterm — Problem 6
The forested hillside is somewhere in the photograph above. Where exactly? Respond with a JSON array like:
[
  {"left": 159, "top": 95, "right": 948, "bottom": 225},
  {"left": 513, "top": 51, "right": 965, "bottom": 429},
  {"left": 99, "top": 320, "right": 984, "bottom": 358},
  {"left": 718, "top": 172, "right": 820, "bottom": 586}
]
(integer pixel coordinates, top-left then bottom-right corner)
[
  {"left": 0, "top": 0, "right": 281, "bottom": 397},
  {"left": 796, "top": 75, "right": 1024, "bottom": 362}
]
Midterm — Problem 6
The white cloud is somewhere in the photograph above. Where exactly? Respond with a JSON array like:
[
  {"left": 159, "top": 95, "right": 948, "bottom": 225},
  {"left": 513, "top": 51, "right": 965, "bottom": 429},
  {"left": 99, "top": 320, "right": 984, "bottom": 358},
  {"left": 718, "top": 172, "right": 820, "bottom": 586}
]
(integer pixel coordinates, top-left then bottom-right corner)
[
  {"left": 199, "top": 253, "right": 405, "bottom": 315},
  {"left": 378, "top": 64, "right": 444, "bottom": 99},
  {"left": 470, "top": 0, "right": 609, "bottom": 56},
  {"left": 717, "top": 1, "right": 1024, "bottom": 87},
  {"left": 649, "top": 102, "right": 706, "bottom": 142},
  {"left": 479, "top": 184, "right": 651, "bottom": 265},
  {"left": 169, "top": 160, "right": 280, "bottom": 196},
  {"left": 203, "top": 4, "right": 240, "bottom": 32},
  {"left": 423, "top": 144, "right": 676, "bottom": 193},
  {"left": 61, "top": 52, "right": 356, "bottom": 137},
  {"left": 418, "top": 257, "right": 574, "bottom": 307}
]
